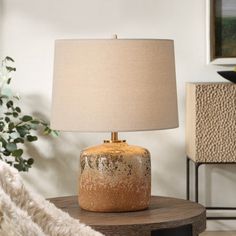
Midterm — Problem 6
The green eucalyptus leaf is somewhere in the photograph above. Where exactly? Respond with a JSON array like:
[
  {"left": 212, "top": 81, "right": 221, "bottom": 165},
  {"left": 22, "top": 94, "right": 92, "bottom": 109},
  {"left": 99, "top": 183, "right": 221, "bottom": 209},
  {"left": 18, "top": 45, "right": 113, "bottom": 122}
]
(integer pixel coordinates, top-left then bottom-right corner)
[
  {"left": 6, "top": 100, "right": 13, "bottom": 108},
  {"left": 30, "top": 120, "right": 40, "bottom": 124},
  {"left": 41, "top": 122, "right": 48, "bottom": 126},
  {"left": 8, "top": 122, "right": 14, "bottom": 130},
  {"left": 26, "top": 135, "right": 38, "bottom": 142},
  {"left": 51, "top": 130, "right": 59, "bottom": 137},
  {"left": 6, "top": 66, "right": 16, "bottom": 72},
  {"left": 27, "top": 158, "right": 34, "bottom": 165},
  {"left": 15, "top": 107, "right": 21, "bottom": 113},
  {"left": 13, "top": 163, "right": 26, "bottom": 172},
  {"left": 6, "top": 142, "right": 17, "bottom": 152},
  {"left": 13, "top": 164, "right": 21, "bottom": 171},
  {"left": 7, "top": 78, "right": 11, "bottom": 84},
  {"left": 0, "top": 122, "right": 4, "bottom": 131},
  {"left": 43, "top": 127, "right": 51, "bottom": 135},
  {"left": 14, "top": 137, "right": 24, "bottom": 143},
  {"left": 13, "top": 112, "right": 18, "bottom": 118},
  {"left": 21, "top": 115, "right": 33, "bottom": 122},
  {"left": 16, "top": 126, "right": 29, "bottom": 137},
  {"left": 12, "top": 149, "right": 23, "bottom": 157},
  {"left": 5, "top": 56, "right": 14, "bottom": 62},
  {"left": 5, "top": 117, "right": 10, "bottom": 123},
  {"left": 3, "top": 150, "right": 11, "bottom": 156},
  {"left": 29, "top": 123, "right": 37, "bottom": 130},
  {"left": 1, "top": 87, "right": 13, "bottom": 97},
  {"left": 13, "top": 96, "right": 20, "bottom": 100},
  {"left": 0, "top": 137, "right": 7, "bottom": 146}
]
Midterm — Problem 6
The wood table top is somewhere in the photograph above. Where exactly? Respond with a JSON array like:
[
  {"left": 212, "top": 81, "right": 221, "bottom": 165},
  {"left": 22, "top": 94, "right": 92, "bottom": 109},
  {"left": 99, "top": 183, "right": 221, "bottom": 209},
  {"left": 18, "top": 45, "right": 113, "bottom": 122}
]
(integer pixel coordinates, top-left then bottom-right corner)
[{"left": 49, "top": 195, "right": 206, "bottom": 236}]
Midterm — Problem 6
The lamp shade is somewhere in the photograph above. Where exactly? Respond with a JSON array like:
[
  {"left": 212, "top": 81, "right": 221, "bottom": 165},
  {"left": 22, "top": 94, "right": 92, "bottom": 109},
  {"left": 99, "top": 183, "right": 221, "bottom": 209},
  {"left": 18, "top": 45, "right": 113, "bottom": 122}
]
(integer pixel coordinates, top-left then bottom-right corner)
[{"left": 51, "top": 39, "right": 178, "bottom": 132}]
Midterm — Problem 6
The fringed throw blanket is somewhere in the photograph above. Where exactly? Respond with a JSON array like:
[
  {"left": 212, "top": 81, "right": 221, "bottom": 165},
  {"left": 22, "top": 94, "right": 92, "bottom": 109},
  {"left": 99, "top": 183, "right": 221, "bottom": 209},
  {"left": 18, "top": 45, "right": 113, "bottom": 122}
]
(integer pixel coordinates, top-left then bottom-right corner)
[{"left": 0, "top": 161, "right": 103, "bottom": 236}]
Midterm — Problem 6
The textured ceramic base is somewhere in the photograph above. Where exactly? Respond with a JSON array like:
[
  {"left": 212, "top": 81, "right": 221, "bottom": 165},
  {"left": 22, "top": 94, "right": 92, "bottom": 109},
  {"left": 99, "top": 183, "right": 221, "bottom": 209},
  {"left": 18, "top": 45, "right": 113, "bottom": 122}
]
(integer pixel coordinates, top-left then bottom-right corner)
[{"left": 79, "top": 142, "right": 151, "bottom": 212}]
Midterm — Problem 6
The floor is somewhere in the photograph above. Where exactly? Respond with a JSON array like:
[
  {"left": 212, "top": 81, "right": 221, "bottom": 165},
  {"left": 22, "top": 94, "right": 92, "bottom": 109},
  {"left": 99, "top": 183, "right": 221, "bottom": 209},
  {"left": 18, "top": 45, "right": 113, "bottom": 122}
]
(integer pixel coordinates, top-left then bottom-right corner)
[{"left": 201, "top": 232, "right": 236, "bottom": 236}]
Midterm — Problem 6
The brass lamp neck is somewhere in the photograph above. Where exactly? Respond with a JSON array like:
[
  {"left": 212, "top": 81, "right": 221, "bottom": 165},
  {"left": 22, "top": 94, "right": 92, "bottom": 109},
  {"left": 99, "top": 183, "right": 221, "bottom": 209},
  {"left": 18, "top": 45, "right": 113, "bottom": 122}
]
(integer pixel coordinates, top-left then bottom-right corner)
[
  {"left": 104, "top": 132, "right": 126, "bottom": 143},
  {"left": 111, "top": 132, "right": 118, "bottom": 141}
]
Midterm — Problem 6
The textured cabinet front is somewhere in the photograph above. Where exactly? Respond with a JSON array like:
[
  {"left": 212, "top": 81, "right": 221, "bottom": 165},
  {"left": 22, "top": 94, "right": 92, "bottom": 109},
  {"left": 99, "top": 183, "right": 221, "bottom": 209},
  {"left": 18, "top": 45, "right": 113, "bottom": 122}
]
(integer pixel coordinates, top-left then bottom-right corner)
[{"left": 186, "top": 83, "right": 236, "bottom": 162}]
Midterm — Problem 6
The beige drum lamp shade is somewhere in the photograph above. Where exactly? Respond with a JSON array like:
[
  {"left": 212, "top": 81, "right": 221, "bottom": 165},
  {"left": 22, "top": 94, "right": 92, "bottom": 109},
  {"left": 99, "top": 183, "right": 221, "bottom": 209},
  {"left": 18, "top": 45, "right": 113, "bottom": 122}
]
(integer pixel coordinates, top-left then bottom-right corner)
[{"left": 51, "top": 39, "right": 178, "bottom": 132}]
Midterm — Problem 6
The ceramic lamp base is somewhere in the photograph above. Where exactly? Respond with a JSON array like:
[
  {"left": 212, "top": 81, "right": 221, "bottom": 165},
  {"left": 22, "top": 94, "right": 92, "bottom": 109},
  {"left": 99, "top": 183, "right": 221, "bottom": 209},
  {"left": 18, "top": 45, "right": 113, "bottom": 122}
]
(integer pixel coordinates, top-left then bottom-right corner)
[{"left": 78, "top": 141, "right": 151, "bottom": 212}]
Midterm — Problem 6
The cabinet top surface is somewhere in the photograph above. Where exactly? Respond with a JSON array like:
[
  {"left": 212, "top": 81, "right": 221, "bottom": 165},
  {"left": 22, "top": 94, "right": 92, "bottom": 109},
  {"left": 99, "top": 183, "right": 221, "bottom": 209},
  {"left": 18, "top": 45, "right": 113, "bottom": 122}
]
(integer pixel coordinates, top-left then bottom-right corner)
[{"left": 186, "top": 82, "right": 235, "bottom": 85}]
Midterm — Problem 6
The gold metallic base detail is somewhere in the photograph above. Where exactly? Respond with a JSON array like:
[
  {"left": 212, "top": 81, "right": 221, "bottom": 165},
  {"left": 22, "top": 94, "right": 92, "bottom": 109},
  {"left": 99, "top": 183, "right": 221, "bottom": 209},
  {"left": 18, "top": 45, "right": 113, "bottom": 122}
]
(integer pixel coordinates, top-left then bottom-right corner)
[
  {"left": 79, "top": 142, "right": 151, "bottom": 212},
  {"left": 103, "top": 139, "right": 126, "bottom": 143},
  {"left": 104, "top": 132, "right": 126, "bottom": 143}
]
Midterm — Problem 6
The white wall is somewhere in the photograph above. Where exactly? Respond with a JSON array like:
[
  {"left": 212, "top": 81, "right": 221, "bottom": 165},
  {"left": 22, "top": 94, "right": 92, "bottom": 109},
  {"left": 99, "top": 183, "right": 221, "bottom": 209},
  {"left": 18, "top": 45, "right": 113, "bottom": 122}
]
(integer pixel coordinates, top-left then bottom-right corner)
[{"left": 0, "top": 0, "right": 235, "bottom": 231}]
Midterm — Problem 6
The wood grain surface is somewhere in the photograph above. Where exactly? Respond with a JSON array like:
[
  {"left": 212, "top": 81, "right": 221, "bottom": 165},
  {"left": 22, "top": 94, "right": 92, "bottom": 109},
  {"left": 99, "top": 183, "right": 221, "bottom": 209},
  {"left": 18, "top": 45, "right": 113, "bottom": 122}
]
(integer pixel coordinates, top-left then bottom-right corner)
[{"left": 49, "top": 196, "right": 206, "bottom": 236}]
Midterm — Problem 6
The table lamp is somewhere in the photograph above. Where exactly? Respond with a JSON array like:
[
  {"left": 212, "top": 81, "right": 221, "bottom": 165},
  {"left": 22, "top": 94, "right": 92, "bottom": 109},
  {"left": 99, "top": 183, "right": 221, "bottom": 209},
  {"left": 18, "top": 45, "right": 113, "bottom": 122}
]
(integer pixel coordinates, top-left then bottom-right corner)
[{"left": 51, "top": 36, "right": 178, "bottom": 212}]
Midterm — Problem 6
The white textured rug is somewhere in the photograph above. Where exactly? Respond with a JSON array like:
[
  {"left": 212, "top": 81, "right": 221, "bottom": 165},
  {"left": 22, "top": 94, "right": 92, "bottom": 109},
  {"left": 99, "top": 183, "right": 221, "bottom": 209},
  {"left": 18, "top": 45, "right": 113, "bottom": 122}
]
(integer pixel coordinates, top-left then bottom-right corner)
[{"left": 0, "top": 161, "right": 104, "bottom": 236}]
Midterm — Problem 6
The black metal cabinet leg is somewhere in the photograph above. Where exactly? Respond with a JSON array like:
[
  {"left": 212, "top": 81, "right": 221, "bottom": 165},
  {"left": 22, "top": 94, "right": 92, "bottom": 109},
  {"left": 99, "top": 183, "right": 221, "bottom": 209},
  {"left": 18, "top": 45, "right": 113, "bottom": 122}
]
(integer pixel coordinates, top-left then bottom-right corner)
[
  {"left": 186, "top": 157, "right": 236, "bottom": 219},
  {"left": 187, "top": 157, "right": 190, "bottom": 200},
  {"left": 195, "top": 163, "right": 200, "bottom": 203}
]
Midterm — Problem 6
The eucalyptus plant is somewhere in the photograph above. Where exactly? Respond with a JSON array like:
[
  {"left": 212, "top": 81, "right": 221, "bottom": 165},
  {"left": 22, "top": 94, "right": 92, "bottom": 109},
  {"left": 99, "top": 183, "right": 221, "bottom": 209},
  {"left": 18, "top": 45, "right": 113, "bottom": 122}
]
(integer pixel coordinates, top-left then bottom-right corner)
[{"left": 0, "top": 56, "right": 58, "bottom": 171}]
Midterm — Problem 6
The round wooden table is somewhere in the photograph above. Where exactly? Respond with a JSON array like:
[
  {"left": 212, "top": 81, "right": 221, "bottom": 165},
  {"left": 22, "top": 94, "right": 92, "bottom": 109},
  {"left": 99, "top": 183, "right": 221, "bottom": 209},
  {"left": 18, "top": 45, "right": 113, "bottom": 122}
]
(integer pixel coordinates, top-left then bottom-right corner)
[{"left": 49, "top": 196, "right": 206, "bottom": 236}]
